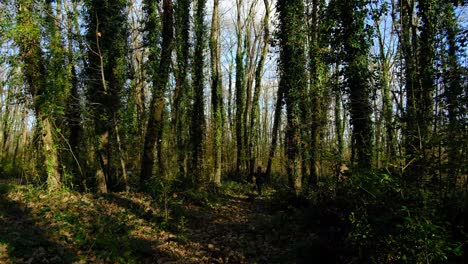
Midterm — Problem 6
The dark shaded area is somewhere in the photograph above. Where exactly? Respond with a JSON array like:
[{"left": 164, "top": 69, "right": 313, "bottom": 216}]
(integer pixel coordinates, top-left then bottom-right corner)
[
  {"left": 177, "top": 193, "right": 344, "bottom": 263},
  {"left": 1, "top": 180, "right": 463, "bottom": 263},
  {"left": 0, "top": 184, "right": 75, "bottom": 263},
  {"left": 101, "top": 193, "right": 166, "bottom": 224},
  {"left": 0, "top": 184, "right": 182, "bottom": 263}
]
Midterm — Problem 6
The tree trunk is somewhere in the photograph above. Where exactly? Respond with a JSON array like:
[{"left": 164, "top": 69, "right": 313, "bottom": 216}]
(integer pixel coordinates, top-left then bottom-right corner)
[
  {"left": 15, "top": 1, "right": 61, "bottom": 190},
  {"left": 173, "top": 0, "right": 191, "bottom": 181},
  {"left": 266, "top": 85, "right": 285, "bottom": 183},
  {"left": 190, "top": 0, "right": 207, "bottom": 186},
  {"left": 277, "top": 0, "right": 308, "bottom": 193},
  {"left": 340, "top": 0, "right": 373, "bottom": 171},
  {"left": 210, "top": 0, "right": 224, "bottom": 186},
  {"left": 235, "top": 0, "right": 246, "bottom": 178},
  {"left": 141, "top": 0, "right": 174, "bottom": 185},
  {"left": 249, "top": 0, "right": 270, "bottom": 179}
]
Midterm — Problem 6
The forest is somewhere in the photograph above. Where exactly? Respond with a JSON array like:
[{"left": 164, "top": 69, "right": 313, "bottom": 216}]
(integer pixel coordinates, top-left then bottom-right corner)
[{"left": 0, "top": 0, "right": 467, "bottom": 263}]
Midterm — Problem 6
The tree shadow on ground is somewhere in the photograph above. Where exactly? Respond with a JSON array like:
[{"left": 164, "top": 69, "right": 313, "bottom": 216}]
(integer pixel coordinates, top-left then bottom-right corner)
[
  {"left": 99, "top": 193, "right": 190, "bottom": 261},
  {"left": 0, "top": 184, "right": 76, "bottom": 263},
  {"left": 100, "top": 193, "right": 166, "bottom": 225},
  {"left": 178, "top": 194, "right": 344, "bottom": 264}
]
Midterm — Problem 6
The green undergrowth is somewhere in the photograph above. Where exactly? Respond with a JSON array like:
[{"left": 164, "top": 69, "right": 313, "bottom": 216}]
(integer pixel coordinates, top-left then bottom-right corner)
[
  {"left": 0, "top": 184, "right": 162, "bottom": 263},
  {"left": 264, "top": 172, "right": 466, "bottom": 263},
  {"left": 339, "top": 172, "right": 465, "bottom": 263},
  {"left": 0, "top": 174, "right": 465, "bottom": 263}
]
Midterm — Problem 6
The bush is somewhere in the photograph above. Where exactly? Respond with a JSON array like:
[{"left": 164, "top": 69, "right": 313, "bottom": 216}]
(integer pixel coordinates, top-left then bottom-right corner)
[{"left": 342, "top": 172, "right": 462, "bottom": 263}]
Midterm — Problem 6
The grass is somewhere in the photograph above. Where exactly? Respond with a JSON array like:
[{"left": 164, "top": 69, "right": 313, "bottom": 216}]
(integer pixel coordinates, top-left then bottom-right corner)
[{"left": 0, "top": 175, "right": 463, "bottom": 263}]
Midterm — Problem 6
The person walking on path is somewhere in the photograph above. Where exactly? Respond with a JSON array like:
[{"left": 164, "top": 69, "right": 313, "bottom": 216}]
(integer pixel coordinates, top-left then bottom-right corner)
[{"left": 255, "top": 166, "right": 265, "bottom": 196}]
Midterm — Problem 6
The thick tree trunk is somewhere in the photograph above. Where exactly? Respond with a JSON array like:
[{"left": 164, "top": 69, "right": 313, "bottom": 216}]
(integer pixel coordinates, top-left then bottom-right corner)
[
  {"left": 41, "top": 116, "right": 62, "bottom": 190},
  {"left": 15, "top": 1, "right": 62, "bottom": 190},
  {"left": 339, "top": 0, "right": 373, "bottom": 171},
  {"left": 277, "top": 0, "right": 307, "bottom": 192},
  {"left": 96, "top": 131, "right": 109, "bottom": 193}
]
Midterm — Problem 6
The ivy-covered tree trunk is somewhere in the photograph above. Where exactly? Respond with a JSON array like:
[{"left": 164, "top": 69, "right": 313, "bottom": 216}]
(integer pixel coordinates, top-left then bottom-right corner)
[
  {"left": 339, "top": 0, "right": 373, "bottom": 171},
  {"left": 86, "top": 0, "right": 128, "bottom": 193},
  {"left": 190, "top": 0, "right": 207, "bottom": 186},
  {"left": 308, "top": 0, "right": 327, "bottom": 187},
  {"left": 243, "top": 3, "right": 260, "bottom": 178},
  {"left": 173, "top": 0, "right": 191, "bottom": 181},
  {"left": 277, "top": 0, "right": 308, "bottom": 192},
  {"left": 442, "top": 2, "right": 463, "bottom": 189},
  {"left": 15, "top": 0, "right": 61, "bottom": 190},
  {"left": 416, "top": 0, "right": 437, "bottom": 178},
  {"left": 399, "top": 0, "right": 419, "bottom": 181},
  {"left": 140, "top": 0, "right": 174, "bottom": 185},
  {"left": 64, "top": 0, "right": 84, "bottom": 187},
  {"left": 399, "top": 0, "right": 438, "bottom": 181}
]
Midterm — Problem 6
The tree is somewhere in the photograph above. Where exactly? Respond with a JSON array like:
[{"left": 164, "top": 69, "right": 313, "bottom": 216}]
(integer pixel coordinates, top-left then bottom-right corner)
[
  {"left": 277, "top": 0, "right": 308, "bottom": 191},
  {"left": 441, "top": 2, "right": 464, "bottom": 188},
  {"left": 243, "top": 0, "right": 261, "bottom": 178},
  {"left": 308, "top": 0, "right": 328, "bottom": 186},
  {"left": 190, "top": 0, "right": 207, "bottom": 185},
  {"left": 173, "top": 0, "right": 191, "bottom": 180},
  {"left": 235, "top": 0, "right": 246, "bottom": 178},
  {"left": 249, "top": 0, "right": 270, "bottom": 179},
  {"left": 415, "top": 0, "right": 437, "bottom": 177},
  {"left": 210, "top": 0, "right": 224, "bottom": 186},
  {"left": 14, "top": 0, "right": 62, "bottom": 190},
  {"left": 85, "top": 0, "right": 129, "bottom": 192},
  {"left": 398, "top": 0, "right": 438, "bottom": 181},
  {"left": 336, "top": 0, "right": 373, "bottom": 171},
  {"left": 140, "top": 0, "right": 174, "bottom": 185},
  {"left": 63, "top": 0, "right": 85, "bottom": 187},
  {"left": 371, "top": 0, "right": 397, "bottom": 167}
]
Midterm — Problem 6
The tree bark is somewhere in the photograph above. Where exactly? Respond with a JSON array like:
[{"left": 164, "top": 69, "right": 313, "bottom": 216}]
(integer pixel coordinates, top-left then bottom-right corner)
[
  {"left": 210, "top": 0, "right": 224, "bottom": 186},
  {"left": 141, "top": 0, "right": 174, "bottom": 185}
]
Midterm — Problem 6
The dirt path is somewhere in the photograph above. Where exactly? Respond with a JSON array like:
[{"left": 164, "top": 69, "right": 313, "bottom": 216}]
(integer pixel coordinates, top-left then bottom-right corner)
[
  {"left": 179, "top": 195, "right": 281, "bottom": 263},
  {"left": 0, "top": 183, "right": 300, "bottom": 263},
  {"left": 148, "top": 193, "right": 292, "bottom": 263}
]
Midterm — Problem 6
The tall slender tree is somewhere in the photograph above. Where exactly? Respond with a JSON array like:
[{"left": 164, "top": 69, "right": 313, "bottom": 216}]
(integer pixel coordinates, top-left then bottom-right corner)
[
  {"left": 415, "top": 0, "right": 437, "bottom": 177},
  {"left": 63, "top": 0, "right": 85, "bottom": 187},
  {"left": 372, "top": 0, "right": 396, "bottom": 166},
  {"left": 441, "top": 2, "right": 464, "bottom": 188},
  {"left": 235, "top": 0, "right": 246, "bottom": 178},
  {"left": 140, "top": 0, "right": 174, "bottom": 185},
  {"left": 308, "top": 0, "right": 328, "bottom": 186},
  {"left": 173, "top": 0, "right": 191, "bottom": 180},
  {"left": 210, "top": 0, "right": 224, "bottom": 186},
  {"left": 85, "top": 0, "right": 129, "bottom": 192},
  {"left": 190, "top": 0, "right": 207, "bottom": 185},
  {"left": 249, "top": 0, "right": 270, "bottom": 176},
  {"left": 399, "top": 0, "right": 419, "bottom": 180}
]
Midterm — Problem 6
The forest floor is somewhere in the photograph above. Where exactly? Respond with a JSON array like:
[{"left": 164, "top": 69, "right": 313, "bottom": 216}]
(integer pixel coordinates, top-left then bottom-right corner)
[{"left": 0, "top": 180, "right": 323, "bottom": 263}]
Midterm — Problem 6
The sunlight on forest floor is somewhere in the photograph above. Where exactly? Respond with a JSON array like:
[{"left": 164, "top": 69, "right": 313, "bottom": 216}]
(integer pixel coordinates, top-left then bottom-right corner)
[{"left": 0, "top": 180, "right": 306, "bottom": 263}]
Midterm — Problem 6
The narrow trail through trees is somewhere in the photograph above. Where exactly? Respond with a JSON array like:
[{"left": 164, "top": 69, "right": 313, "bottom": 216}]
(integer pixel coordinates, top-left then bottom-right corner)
[{"left": 0, "top": 182, "right": 311, "bottom": 263}]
